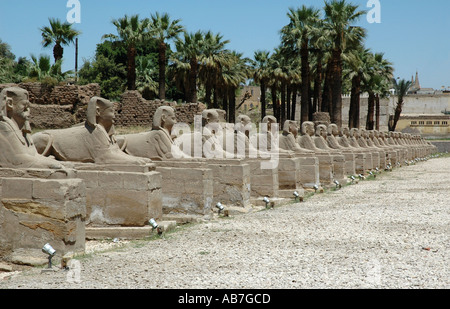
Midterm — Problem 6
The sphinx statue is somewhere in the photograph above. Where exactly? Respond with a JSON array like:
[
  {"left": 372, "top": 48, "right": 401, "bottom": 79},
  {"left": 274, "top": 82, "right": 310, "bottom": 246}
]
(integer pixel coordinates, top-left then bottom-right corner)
[
  {"left": 278, "top": 119, "right": 314, "bottom": 155},
  {"left": 297, "top": 121, "right": 335, "bottom": 186},
  {"left": 350, "top": 128, "right": 380, "bottom": 171},
  {"left": 173, "top": 109, "right": 233, "bottom": 159},
  {"left": 313, "top": 124, "right": 347, "bottom": 183},
  {"left": 369, "top": 130, "right": 394, "bottom": 167},
  {"left": 325, "top": 124, "right": 356, "bottom": 176},
  {"left": 335, "top": 126, "right": 372, "bottom": 174},
  {"left": 32, "top": 96, "right": 151, "bottom": 165},
  {"left": 0, "top": 87, "right": 68, "bottom": 171},
  {"left": 360, "top": 128, "right": 386, "bottom": 169},
  {"left": 386, "top": 131, "right": 407, "bottom": 164},
  {"left": 116, "top": 106, "right": 190, "bottom": 161}
]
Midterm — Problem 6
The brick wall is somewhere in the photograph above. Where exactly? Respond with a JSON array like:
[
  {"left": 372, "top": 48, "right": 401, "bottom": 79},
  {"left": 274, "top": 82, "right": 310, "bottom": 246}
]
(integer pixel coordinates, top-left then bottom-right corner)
[
  {"left": 0, "top": 83, "right": 205, "bottom": 129},
  {"left": 115, "top": 90, "right": 206, "bottom": 127}
]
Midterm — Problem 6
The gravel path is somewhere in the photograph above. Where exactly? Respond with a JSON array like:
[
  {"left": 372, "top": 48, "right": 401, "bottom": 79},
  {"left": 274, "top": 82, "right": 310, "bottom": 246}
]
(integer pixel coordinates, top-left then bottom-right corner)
[{"left": 1, "top": 156, "right": 449, "bottom": 289}]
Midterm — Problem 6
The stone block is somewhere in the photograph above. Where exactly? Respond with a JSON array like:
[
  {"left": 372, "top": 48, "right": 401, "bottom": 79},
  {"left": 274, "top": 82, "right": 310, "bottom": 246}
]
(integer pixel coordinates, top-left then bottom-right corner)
[
  {"left": 83, "top": 170, "right": 162, "bottom": 227},
  {"left": 0, "top": 177, "right": 86, "bottom": 258},
  {"left": 1, "top": 178, "right": 33, "bottom": 200}
]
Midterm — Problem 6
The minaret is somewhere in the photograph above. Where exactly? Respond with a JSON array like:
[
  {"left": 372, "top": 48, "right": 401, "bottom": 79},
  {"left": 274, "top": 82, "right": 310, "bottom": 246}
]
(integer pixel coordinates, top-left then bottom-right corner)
[{"left": 414, "top": 71, "right": 421, "bottom": 90}]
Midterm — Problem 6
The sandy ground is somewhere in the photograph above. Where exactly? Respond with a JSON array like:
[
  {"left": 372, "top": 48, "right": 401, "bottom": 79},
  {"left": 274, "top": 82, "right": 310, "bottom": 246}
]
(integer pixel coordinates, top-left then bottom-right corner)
[{"left": 0, "top": 156, "right": 449, "bottom": 289}]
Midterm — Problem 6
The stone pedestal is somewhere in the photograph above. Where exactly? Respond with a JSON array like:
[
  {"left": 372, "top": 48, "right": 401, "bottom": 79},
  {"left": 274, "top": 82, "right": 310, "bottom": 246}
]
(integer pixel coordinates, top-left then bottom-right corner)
[
  {"left": 0, "top": 169, "right": 86, "bottom": 259},
  {"left": 74, "top": 164, "right": 162, "bottom": 227},
  {"left": 157, "top": 159, "right": 251, "bottom": 209},
  {"left": 156, "top": 166, "right": 213, "bottom": 220},
  {"left": 315, "top": 154, "right": 334, "bottom": 187}
]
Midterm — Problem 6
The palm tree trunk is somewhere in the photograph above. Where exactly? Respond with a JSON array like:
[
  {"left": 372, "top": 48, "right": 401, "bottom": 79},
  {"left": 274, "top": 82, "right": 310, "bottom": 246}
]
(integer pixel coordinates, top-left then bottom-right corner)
[
  {"left": 330, "top": 48, "right": 342, "bottom": 127},
  {"left": 321, "top": 61, "right": 332, "bottom": 114},
  {"left": 313, "top": 55, "right": 323, "bottom": 114},
  {"left": 349, "top": 74, "right": 361, "bottom": 129},
  {"left": 53, "top": 43, "right": 64, "bottom": 63},
  {"left": 300, "top": 40, "right": 310, "bottom": 124},
  {"left": 127, "top": 44, "right": 137, "bottom": 90},
  {"left": 271, "top": 85, "right": 279, "bottom": 122},
  {"left": 205, "top": 81, "right": 213, "bottom": 108},
  {"left": 188, "top": 57, "right": 198, "bottom": 103},
  {"left": 391, "top": 99, "right": 403, "bottom": 132},
  {"left": 260, "top": 82, "right": 267, "bottom": 120},
  {"left": 375, "top": 93, "right": 380, "bottom": 130},
  {"left": 222, "top": 88, "right": 228, "bottom": 120},
  {"left": 280, "top": 82, "right": 286, "bottom": 126},
  {"left": 291, "top": 85, "right": 297, "bottom": 121},
  {"left": 228, "top": 87, "right": 236, "bottom": 124},
  {"left": 366, "top": 91, "right": 375, "bottom": 130},
  {"left": 286, "top": 84, "right": 292, "bottom": 121},
  {"left": 158, "top": 41, "right": 166, "bottom": 99}
]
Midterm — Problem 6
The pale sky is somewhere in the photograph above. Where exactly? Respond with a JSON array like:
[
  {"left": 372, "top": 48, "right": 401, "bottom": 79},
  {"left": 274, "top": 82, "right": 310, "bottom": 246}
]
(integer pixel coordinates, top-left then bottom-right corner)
[{"left": 1, "top": 0, "right": 449, "bottom": 89}]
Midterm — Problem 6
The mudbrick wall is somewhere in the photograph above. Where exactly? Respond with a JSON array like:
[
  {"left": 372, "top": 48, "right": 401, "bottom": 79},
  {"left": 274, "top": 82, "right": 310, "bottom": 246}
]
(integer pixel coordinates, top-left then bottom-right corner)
[
  {"left": 115, "top": 91, "right": 206, "bottom": 127},
  {"left": 0, "top": 83, "right": 205, "bottom": 129}
]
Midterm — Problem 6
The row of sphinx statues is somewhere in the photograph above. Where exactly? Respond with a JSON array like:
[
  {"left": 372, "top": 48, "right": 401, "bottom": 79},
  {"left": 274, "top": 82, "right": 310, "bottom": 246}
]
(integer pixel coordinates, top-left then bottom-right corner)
[{"left": 0, "top": 87, "right": 436, "bottom": 178}]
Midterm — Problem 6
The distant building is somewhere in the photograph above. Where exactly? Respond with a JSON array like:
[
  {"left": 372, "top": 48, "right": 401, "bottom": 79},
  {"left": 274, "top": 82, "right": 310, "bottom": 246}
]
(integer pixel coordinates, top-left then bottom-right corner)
[{"left": 394, "top": 72, "right": 450, "bottom": 138}]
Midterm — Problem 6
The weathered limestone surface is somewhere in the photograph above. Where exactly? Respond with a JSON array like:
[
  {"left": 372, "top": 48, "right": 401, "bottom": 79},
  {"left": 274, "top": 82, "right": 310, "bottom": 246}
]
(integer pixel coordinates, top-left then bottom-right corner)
[
  {"left": 156, "top": 159, "right": 251, "bottom": 208},
  {"left": 156, "top": 166, "right": 213, "bottom": 219},
  {"left": 326, "top": 124, "right": 357, "bottom": 176},
  {"left": 297, "top": 122, "right": 335, "bottom": 187},
  {"left": 0, "top": 171, "right": 86, "bottom": 259},
  {"left": 313, "top": 124, "right": 348, "bottom": 185},
  {"left": 74, "top": 163, "right": 162, "bottom": 227}
]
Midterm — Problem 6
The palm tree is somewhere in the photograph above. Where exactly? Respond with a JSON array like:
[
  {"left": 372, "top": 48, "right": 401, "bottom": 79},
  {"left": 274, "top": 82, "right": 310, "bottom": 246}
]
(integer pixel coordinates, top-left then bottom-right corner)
[
  {"left": 174, "top": 31, "right": 205, "bottom": 103},
  {"left": 28, "top": 54, "right": 73, "bottom": 81},
  {"left": 364, "top": 52, "right": 393, "bottom": 130},
  {"left": 199, "top": 31, "right": 230, "bottom": 107},
  {"left": 148, "top": 12, "right": 184, "bottom": 100},
  {"left": 102, "top": 15, "right": 150, "bottom": 90},
  {"left": 251, "top": 51, "right": 271, "bottom": 120},
  {"left": 389, "top": 78, "right": 411, "bottom": 132},
  {"left": 344, "top": 45, "right": 371, "bottom": 129},
  {"left": 284, "top": 6, "right": 321, "bottom": 124},
  {"left": 40, "top": 18, "right": 81, "bottom": 63},
  {"left": 218, "top": 51, "right": 250, "bottom": 123},
  {"left": 309, "top": 19, "right": 330, "bottom": 116},
  {"left": 323, "top": 0, "right": 366, "bottom": 128},
  {"left": 135, "top": 55, "right": 158, "bottom": 98}
]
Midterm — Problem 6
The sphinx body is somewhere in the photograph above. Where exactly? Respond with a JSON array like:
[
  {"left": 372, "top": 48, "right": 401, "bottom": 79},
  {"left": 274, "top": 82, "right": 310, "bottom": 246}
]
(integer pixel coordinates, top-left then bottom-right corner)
[
  {"left": 325, "top": 124, "right": 356, "bottom": 176},
  {"left": 116, "top": 106, "right": 190, "bottom": 161},
  {"left": 0, "top": 87, "right": 68, "bottom": 171},
  {"left": 296, "top": 121, "right": 335, "bottom": 186},
  {"left": 312, "top": 124, "right": 348, "bottom": 183},
  {"left": 32, "top": 97, "right": 150, "bottom": 165}
]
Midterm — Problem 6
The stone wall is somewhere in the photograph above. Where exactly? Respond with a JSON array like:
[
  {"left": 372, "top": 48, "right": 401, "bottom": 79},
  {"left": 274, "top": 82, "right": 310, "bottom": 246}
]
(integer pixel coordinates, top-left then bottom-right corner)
[
  {"left": 0, "top": 83, "right": 205, "bottom": 129},
  {"left": 0, "top": 82, "right": 101, "bottom": 129},
  {"left": 115, "top": 90, "right": 206, "bottom": 127}
]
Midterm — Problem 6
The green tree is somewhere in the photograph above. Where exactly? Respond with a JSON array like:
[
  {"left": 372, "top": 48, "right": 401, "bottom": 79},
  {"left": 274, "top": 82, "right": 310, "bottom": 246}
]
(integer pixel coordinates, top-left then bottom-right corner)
[
  {"left": 40, "top": 18, "right": 81, "bottom": 63},
  {"left": 148, "top": 12, "right": 184, "bottom": 100},
  {"left": 389, "top": 78, "right": 411, "bottom": 132},
  {"left": 218, "top": 51, "right": 250, "bottom": 123},
  {"left": 284, "top": 5, "right": 321, "bottom": 124},
  {"left": 174, "top": 31, "right": 205, "bottom": 103},
  {"left": 323, "top": 0, "right": 366, "bottom": 127},
  {"left": 102, "top": 15, "right": 150, "bottom": 90},
  {"left": 363, "top": 52, "right": 393, "bottom": 130},
  {"left": 78, "top": 54, "right": 127, "bottom": 100},
  {"left": 251, "top": 50, "right": 271, "bottom": 120},
  {"left": 199, "top": 31, "right": 230, "bottom": 107},
  {"left": 28, "top": 54, "right": 73, "bottom": 82}
]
